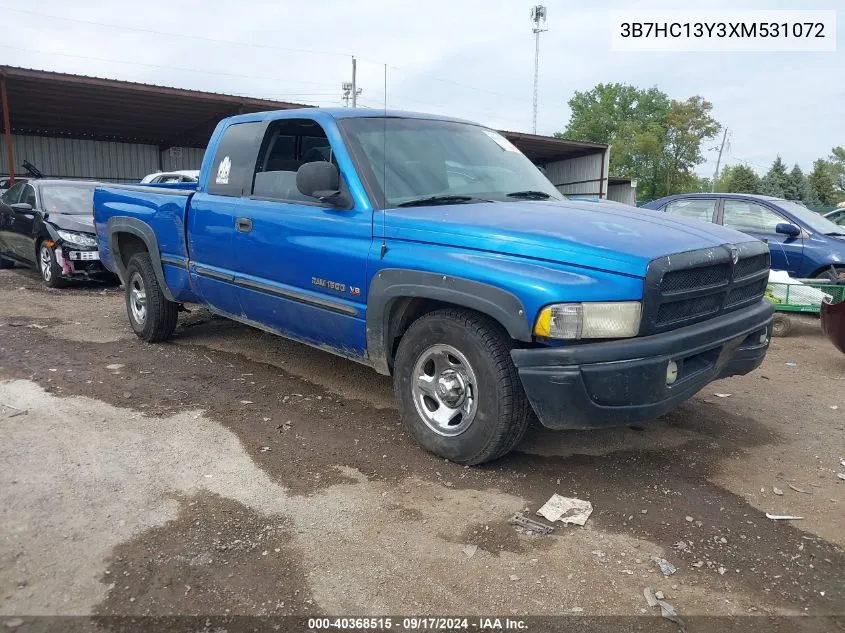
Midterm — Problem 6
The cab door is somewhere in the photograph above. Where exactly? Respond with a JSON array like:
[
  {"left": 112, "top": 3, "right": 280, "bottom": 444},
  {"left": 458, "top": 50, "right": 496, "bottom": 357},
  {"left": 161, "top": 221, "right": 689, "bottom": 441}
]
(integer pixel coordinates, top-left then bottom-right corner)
[
  {"left": 187, "top": 119, "right": 266, "bottom": 317},
  {"left": 230, "top": 116, "right": 372, "bottom": 357}
]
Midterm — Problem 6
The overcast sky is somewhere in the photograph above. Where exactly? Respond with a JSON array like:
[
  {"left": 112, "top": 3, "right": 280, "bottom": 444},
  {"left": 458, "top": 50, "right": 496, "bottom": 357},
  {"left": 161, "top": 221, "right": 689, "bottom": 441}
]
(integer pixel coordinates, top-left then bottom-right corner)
[{"left": 2, "top": 0, "right": 842, "bottom": 177}]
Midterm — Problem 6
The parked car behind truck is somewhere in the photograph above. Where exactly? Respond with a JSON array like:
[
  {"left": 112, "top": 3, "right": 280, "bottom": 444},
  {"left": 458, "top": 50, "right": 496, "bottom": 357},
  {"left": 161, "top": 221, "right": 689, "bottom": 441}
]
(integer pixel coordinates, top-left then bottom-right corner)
[
  {"left": 93, "top": 108, "right": 773, "bottom": 464},
  {"left": 643, "top": 193, "right": 845, "bottom": 279},
  {"left": 0, "top": 179, "right": 112, "bottom": 286}
]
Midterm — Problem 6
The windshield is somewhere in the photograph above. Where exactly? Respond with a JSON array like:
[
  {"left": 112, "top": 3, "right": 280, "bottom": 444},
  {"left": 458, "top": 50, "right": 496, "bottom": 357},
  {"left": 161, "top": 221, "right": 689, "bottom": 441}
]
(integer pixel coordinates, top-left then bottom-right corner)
[
  {"left": 340, "top": 118, "right": 562, "bottom": 207},
  {"left": 40, "top": 184, "right": 96, "bottom": 215},
  {"left": 777, "top": 200, "right": 844, "bottom": 234}
]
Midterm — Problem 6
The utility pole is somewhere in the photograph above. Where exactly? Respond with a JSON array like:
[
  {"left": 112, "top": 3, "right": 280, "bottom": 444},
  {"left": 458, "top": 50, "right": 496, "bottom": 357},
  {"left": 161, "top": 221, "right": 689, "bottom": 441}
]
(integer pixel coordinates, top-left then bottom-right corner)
[
  {"left": 352, "top": 56, "right": 358, "bottom": 108},
  {"left": 711, "top": 127, "right": 729, "bottom": 192},
  {"left": 342, "top": 57, "right": 363, "bottom": 107},
  {"left": 530, "top": 5, "right": 548, "bottom": 135}
]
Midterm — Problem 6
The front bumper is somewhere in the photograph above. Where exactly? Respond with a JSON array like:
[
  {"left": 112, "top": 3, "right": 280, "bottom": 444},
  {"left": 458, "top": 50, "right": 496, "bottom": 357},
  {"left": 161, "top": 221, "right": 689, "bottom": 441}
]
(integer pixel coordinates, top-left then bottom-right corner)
[
  {"left": 511, "top": 300, "right": 774, "bottom": 430},
  {"left": 54, "top": 244, "right": 109, "bottom": 279}
]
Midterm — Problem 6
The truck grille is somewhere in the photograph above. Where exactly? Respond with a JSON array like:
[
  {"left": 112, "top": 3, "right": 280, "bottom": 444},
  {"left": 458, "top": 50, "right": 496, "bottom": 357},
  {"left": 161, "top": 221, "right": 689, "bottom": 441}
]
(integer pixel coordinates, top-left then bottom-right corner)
[{"left": 641, "top": 242, "right": 770, "bottom": 335}]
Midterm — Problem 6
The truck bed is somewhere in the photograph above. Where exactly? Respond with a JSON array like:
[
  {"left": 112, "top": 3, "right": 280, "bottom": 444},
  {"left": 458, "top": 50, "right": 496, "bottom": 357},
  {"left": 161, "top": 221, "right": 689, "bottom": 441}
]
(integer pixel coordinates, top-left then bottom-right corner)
[{"left": 93, "top": 183, "right": 196, "bottom": 300}]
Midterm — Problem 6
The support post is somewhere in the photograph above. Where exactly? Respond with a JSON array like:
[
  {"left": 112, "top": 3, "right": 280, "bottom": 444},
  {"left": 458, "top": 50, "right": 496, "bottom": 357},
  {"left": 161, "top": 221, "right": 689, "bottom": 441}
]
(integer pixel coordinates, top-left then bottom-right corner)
[
  {"left": 351, "top": 57, "right": 358, "bottom": 108},
  {"left": 1, "top": 74, "right": 15, "bottom": 186}
]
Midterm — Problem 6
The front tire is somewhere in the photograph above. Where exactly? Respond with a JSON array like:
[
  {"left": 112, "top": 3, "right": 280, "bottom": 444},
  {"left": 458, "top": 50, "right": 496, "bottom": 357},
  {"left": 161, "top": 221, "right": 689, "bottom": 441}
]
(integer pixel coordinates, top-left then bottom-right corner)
[
  {"left": 0, "top": 254, "right": 13, "bottom": 269},
  {"left": 393, "top": 309, "right": 531, "bottom": 465},
  {"left": 124, "top": 253, "right": 178, "bottom": 342},
  {"left": 39, "top": 243, "right": 66, "bottom": 288},
  {"left": 814, "top": 266, "right": 845, "bottom": 281}
]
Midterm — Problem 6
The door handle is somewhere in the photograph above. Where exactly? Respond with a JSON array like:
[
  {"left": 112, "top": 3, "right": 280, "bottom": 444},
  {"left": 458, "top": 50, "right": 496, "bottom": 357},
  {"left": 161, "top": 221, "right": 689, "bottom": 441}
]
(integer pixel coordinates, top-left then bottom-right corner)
[{"left": 235, "top": 217, "right": 252, "bottom": 233}]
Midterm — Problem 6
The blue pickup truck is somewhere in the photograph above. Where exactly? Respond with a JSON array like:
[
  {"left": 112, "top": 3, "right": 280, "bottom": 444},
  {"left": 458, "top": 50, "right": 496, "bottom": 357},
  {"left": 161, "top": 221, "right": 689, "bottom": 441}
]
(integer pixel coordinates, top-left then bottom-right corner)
[{"left": 93, "top": 108, "right": 773, "bottom": 464}]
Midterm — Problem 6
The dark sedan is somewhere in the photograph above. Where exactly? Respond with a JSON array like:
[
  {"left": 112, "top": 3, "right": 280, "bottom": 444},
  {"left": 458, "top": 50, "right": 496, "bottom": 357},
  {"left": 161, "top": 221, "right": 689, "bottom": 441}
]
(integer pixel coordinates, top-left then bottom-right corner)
[{"left": 0, "top": 180, "right": 113, "bottom": 287}]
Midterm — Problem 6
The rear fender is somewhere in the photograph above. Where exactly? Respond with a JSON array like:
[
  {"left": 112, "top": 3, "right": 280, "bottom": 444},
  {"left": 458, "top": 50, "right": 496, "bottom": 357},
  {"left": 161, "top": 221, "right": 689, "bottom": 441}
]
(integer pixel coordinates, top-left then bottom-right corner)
[{"left": 106, "top": 217, "right": 175, "bottom": 302}]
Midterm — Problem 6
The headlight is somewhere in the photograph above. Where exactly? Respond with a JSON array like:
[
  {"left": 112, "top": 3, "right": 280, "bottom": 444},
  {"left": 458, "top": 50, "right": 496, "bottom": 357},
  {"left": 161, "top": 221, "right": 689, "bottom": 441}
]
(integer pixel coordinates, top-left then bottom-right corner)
[
  {"left": 534, "top": 302, "right": 642, "bottom": 339},
  {"left": 56, "top": 230, "right": 98, "bottom": 248}
]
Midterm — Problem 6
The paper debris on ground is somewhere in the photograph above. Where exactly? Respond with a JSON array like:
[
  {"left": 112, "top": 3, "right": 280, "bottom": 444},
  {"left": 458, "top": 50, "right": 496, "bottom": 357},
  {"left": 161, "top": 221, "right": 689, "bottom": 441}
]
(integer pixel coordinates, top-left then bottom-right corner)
[
  {"left": 786, "top": 361, "right": 797, "bottom": 367},
  {"left": 837, "top": 473, "right": 845, "bottom": 481},
  {"left": 25, "top": 323, "right": 48, "bottom": 329},
  {"left": 643, "top": 587, "right": 686, "bottom": 633},
  {"left": 105, "top": 363, "right": 124, "bottom": 370},
  {"left": 653, "top": 557, "right": 677, "bottom": 576},
  {"left": 536, "top": 494, "right": 593, "bottom": 525},
  {"left": 787, "top": 483, "right": 811, "bottom": 494},
  {"left": 772, "top": 487, "right": 783, "bottom": 496},
  {"left": 462, "top": 544, "right": 478, "bottom": 559},
  {"left": 508, "top": 512, "right": 554, "bottom": 534},
  {"left": 766, "top": 513, "right": 803, "bottom": 520},
  {"left": 714, "top": 393, "right": 732, "bottom": 398}
]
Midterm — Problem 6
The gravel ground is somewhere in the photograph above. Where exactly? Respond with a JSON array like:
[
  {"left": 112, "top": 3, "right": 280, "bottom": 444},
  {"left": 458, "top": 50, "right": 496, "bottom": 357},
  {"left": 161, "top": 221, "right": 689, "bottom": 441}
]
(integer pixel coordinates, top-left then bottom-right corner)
[{"left": 0, "top": 267, "right": 842, "bottom": 629}]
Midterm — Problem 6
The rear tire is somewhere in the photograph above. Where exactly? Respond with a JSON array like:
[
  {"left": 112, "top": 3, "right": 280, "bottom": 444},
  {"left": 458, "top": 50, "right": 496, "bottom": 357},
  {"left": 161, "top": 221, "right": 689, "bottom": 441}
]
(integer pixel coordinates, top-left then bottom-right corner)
[
  {"left": 772, "top": 314, "right": 792, "bottom": 337},
  {"left": 0, "top": 254, "right": 13, "bottom": 269},
  {"left": 393, "top": 308, "right": 531, "bottom": 465},
  {"left": 39, "top": 243, "right": 66, "bottom": 288},
  {"left": 124, "top": 253, "right": 178, "bottom": 342}
]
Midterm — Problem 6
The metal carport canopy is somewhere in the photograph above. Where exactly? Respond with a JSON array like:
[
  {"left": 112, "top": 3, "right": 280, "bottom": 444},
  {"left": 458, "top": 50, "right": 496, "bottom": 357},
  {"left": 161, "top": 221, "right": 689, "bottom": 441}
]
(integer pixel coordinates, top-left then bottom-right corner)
[{"left": 0, "top": 65, "right": 608, "bottom": 181}]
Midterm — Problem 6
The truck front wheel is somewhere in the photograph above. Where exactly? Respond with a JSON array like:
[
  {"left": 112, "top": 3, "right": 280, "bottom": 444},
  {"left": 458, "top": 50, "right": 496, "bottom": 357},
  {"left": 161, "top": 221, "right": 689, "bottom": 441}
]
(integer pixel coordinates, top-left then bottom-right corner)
[
  {"left": 393, "top": 309, "right": 531, "bottom": 465},
  {"left": 124, "top": 253, "right": 178, "bottom": 342}
]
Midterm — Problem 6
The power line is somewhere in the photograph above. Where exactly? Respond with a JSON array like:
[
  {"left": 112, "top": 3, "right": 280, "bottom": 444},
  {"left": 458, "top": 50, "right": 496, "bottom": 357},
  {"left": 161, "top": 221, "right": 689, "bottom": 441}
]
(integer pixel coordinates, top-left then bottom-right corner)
[
  {"left": 0, "top": 6, "right": 353, "bottom": 60},
  {"left": 0, "top": 4, "right": 535, "bottom": 107},
  {"left": 0, "top": 43, "right": 340, "bottom": 100}
]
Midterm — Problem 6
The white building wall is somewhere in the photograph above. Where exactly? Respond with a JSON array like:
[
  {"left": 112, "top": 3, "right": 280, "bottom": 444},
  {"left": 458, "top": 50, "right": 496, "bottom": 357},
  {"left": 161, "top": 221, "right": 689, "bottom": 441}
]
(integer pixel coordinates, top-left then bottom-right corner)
[
  {"left": 0, "top": 134, "right": 204, "bottom": 182},
  {"left": 607, "top": 182, "right": 637, "bottom": 206},
  {"left": 543, "top": 149, "right": 609, "bottom": 198}
]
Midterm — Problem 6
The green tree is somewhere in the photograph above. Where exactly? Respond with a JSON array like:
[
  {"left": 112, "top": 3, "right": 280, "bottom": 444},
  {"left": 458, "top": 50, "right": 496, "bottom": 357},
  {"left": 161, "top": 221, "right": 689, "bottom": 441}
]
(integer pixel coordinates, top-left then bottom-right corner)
[
  {"left": 809, "top": 159, "right": 838, "bottom": 205},
  {"left": 829, "top": 146, "right": 845, "bottom": 201},
  {"left": 783, "top": 164, "right": 812, "bottom": 203},
  {"left": 659, "top": 96, "right": 721, "bottom": 194},
  {"left": 720, "top": 164, "right": 760, "bottom": 193},
  {"left": 559, "top": 84, "right": 720, "bottom": 199},
  {"left": 759, "top": 156, "right": 789, "bottom": 197}
]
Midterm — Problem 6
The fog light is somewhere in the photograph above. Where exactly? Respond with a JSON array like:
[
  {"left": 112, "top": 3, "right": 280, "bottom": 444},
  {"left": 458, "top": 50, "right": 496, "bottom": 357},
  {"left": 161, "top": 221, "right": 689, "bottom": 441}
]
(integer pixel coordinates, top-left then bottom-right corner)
[
  {"left": 666, "top": 360, "right": 679, "bottom": 385},
  {"left": 759, "top": 329, "right": 769, "bottom": 345}
]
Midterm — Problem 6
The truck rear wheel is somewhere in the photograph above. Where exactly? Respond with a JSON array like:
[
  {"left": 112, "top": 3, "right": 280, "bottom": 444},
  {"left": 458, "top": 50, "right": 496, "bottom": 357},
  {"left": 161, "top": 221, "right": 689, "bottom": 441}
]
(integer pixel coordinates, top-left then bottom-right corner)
[
  {"left": 124, "top": 253, "right": 178, "bottom": 342},
  {"left": 393, "top": 308, "right": 531, "bottom": 465}
]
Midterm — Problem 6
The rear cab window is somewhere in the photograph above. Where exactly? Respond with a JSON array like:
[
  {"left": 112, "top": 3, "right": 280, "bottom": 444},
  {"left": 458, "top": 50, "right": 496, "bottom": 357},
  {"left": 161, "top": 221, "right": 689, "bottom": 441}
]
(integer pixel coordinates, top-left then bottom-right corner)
[{"left": 207, "top": 121, "right": 265, "bottom": 197}]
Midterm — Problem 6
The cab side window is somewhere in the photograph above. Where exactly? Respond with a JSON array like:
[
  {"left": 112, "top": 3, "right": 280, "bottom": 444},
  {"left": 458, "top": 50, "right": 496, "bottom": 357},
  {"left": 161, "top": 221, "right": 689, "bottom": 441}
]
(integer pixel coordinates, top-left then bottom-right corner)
[
  {"left": 251, "top": 119, "right": 335, "bottom": 204},
  {"left": 722, "top": 200, "right": 784, "bottom": 235},
  {"left": 664, "top": 198, "right": 716, "bottom": 223}
]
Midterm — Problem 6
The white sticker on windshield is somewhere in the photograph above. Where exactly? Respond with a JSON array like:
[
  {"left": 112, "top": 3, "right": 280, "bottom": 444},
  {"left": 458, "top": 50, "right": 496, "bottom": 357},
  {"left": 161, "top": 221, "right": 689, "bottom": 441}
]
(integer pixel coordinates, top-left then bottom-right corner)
[
  {"left": 216, "top": 156, "right": 232, "bottom": 185},
  {"left": 482, "top": 130, "right": 520, "bottom": 152}
]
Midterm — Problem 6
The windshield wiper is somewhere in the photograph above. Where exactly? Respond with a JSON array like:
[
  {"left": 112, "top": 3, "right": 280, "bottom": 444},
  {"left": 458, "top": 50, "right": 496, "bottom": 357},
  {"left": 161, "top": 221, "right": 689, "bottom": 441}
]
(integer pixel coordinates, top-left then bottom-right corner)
[
  {"left": 506, "top": 190, "right": 552, "bottom": 200},
  {"left": 396, "top": 195, "right": 485, "bottom": 208},
  {"left": 825, "top": 232, "right": 845, "bottom": 237}
]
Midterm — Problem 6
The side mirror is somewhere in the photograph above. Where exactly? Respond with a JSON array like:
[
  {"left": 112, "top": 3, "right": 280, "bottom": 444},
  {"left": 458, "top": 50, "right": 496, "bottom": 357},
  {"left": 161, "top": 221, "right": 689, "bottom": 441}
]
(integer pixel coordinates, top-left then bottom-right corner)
[
  {"left": 775, "top": 223, "right": 801, "bottom": 237},
  {"left": 10, "top": 202, "right": 33, "bottom": 212},
  {"left": 296, "top": 161, "right": 343, "bottom": 203}
]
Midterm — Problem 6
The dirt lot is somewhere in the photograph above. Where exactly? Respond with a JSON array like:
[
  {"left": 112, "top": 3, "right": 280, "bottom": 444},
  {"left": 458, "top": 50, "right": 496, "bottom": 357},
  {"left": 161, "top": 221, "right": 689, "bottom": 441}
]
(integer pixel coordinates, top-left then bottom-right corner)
[{"left": 0, "top": 267, "right": 843, "bottom": 629}]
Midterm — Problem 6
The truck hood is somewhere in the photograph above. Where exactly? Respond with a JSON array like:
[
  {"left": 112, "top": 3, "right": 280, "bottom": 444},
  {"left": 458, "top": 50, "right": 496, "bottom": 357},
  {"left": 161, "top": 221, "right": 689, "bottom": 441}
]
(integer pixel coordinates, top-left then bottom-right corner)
[
  {"left": 384, "top": 199, "right": 755, "bottom": 276},
  {"left": 47, "top": 213, "right": 95, "bottom": 234}
]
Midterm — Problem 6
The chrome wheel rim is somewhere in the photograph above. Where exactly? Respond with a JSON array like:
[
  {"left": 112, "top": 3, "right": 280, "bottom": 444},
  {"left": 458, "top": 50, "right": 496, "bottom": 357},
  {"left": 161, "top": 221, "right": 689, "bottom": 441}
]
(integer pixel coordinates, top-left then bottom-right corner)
[
  {"left": 40, "top": 245, "right": 52, "bottom": 282},
  {"left": 129, "top": 272, "right": 147, "bottom": 325},
  {"left": 411, "top": 344, "right": 478, "bottom": 436}
]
